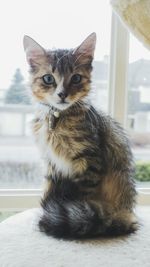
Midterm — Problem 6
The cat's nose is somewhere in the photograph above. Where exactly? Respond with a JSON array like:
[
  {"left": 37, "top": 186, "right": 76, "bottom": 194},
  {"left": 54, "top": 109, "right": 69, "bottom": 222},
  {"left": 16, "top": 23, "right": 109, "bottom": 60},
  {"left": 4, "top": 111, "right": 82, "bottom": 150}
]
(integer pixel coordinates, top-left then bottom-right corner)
[{"left": 58, "top": 92, "right": 68, "bottom": 100}]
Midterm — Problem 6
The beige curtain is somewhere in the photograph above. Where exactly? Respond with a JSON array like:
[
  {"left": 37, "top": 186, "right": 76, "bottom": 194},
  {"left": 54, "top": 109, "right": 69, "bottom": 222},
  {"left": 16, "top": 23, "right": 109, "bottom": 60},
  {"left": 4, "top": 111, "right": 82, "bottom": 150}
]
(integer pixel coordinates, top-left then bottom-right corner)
[{"left": 111, "top": 0, "right": 150, "bottom": 49}]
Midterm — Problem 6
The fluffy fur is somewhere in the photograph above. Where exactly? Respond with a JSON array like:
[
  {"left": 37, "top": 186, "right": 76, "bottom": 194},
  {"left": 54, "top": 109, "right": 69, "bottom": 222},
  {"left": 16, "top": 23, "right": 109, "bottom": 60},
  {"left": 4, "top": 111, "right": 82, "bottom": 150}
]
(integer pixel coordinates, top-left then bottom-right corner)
[{"left": 24, "top": 33, "right": 138, "bottom": 239}]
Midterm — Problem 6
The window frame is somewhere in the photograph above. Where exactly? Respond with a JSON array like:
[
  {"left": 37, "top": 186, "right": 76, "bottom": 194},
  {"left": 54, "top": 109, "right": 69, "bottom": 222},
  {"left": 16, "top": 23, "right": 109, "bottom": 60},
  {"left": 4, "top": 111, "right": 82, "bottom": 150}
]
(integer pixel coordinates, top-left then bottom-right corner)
[
  {"left": 0, "top": 12, "right": 149, "bottom": 212},
  {"left": 0, "top": 188, "right": 149, "bottom": 211},
  {"left": 108, "top": 12, "right": 129, "bottom": 127},
  {"left": 0, "top": 189, "right": 41, "bottom": 211}
]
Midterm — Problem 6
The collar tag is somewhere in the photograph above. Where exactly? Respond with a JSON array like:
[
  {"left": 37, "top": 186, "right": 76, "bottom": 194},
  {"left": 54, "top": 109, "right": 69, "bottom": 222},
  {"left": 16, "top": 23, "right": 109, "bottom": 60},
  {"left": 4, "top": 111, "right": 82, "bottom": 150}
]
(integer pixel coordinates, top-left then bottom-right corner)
[
  {"left": 48, "top": 110, "right": 60, "bottom": 130},
  {"left": 39, "top": 102, "right": 60, "bottom": 130},
  {"left": 53, "top": 111, "right": 60, "bottom": 118}
]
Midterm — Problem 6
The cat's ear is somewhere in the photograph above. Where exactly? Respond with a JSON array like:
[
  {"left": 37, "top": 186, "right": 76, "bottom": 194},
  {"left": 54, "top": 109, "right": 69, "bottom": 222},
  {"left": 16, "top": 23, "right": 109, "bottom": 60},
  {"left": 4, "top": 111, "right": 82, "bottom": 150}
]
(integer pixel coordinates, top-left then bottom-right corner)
[
  {"left": 23, "top": 35, "right": 46, "bottom": 68},
  {"left": 73, "top": 32, "right": 96, "bottom": 59}
]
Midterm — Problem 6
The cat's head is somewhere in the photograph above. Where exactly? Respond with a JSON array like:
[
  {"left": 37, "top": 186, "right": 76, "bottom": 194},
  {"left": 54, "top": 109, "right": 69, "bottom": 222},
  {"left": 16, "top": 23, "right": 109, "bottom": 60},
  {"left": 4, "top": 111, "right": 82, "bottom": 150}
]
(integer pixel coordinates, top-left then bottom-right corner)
[{"left": 23, "top": 33, "right": 96, "bottom": 110}]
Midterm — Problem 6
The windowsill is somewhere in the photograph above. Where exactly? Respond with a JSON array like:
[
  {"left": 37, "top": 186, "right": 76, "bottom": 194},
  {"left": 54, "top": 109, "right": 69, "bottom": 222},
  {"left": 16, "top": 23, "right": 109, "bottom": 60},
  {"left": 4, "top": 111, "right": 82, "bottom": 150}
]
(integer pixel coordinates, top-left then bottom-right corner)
[{"left": 0, "top": 188, "right": 149, "bottom": 211}]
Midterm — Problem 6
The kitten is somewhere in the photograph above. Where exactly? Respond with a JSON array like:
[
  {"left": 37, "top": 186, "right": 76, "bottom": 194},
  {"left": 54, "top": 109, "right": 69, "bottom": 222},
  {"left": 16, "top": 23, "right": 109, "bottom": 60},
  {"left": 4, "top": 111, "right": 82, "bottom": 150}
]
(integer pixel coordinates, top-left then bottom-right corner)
[{"left": 23, "top": 33, "right": 138, "bottom": 239}]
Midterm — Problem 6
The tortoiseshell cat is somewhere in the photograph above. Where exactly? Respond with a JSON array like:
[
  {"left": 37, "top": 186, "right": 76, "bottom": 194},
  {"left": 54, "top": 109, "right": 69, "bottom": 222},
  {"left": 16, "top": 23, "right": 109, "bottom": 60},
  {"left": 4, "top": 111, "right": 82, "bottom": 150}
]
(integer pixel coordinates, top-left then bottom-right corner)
[{"left": 23, "top": 33, "right": 138, "bottom": 239}]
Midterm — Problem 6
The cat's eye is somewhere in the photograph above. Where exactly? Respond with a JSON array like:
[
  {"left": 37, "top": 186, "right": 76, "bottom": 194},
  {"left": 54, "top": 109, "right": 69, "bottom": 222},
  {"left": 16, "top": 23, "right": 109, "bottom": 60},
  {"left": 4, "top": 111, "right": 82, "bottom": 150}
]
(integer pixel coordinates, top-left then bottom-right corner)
[
  {"left": 42, "top": 74, "right": 55, "bottom": 85},
  {"left": 71, "top": 74, "right": 82, "bottom": 84}
]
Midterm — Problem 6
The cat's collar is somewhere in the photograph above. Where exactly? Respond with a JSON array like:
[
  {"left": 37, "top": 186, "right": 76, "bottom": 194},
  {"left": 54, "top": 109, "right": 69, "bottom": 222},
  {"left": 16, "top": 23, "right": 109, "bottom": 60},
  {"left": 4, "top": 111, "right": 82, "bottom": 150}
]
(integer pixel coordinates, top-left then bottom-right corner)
[{"left": 39, "top": 102, "right": 60, "bottom": 130}]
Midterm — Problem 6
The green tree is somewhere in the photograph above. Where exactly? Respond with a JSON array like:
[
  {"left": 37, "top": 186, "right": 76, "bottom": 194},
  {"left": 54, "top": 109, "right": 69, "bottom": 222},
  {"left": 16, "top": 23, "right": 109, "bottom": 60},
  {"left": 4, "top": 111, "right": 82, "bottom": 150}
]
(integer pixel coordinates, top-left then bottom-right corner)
[{"left": 5, "top": 68, "right": 30, "bottom": 104}]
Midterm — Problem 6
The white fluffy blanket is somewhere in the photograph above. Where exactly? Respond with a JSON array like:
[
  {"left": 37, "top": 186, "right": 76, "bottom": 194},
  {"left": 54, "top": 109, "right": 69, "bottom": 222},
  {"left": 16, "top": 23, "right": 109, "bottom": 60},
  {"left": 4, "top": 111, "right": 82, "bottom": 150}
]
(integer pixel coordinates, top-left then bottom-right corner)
[
  {"left": 111, "top": 0, "right": 150, "bottom": 49},
  {"left": 0, "top": 207, "right": 150, "bottom": 267}
]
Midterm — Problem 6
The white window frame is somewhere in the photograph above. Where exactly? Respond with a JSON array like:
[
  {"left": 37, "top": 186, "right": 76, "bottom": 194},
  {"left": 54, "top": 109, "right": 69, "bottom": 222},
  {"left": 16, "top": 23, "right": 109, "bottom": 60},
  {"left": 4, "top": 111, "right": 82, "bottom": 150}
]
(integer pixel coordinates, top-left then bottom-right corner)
[
  {"left": 108, "top": 12, "right": 129, "bottom": 127},
  {"left": 0, "top": 12, "right": 149, "bottom": 212},
  {"left": 0, "top": 189, "right": 41, "bottom": 211}
]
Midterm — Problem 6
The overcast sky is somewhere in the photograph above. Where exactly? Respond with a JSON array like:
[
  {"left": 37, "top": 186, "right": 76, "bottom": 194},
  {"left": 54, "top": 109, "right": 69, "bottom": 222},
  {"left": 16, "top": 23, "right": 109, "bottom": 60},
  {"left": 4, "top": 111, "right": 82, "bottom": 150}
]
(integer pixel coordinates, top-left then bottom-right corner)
[{"left": 0, "top": 0, "right": 150, "bottom": 88}]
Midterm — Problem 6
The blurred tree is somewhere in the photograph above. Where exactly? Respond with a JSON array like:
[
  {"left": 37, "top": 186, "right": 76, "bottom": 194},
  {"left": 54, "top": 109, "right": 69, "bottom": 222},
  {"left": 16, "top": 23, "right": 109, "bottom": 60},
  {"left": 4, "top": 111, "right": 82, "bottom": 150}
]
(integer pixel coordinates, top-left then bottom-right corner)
[{"left": 5, "top": 68, "right": 30, "bottom": 104}]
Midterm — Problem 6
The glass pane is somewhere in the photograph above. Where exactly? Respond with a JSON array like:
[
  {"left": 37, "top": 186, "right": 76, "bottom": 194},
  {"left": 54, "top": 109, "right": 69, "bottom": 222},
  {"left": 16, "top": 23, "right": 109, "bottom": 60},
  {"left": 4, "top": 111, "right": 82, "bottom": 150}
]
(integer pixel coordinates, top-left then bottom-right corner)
[
  {"left": 127, "top": 34, "right": 150, "bottom": 185},
  {"left": 0, "top": 112, "right": 22, "bottom": 136},
  {"left": 0, "top": 0, "right": 111, "bottom": 189},
  {"left": 0, "top": 211, "right": 19, "bottom": 223}
]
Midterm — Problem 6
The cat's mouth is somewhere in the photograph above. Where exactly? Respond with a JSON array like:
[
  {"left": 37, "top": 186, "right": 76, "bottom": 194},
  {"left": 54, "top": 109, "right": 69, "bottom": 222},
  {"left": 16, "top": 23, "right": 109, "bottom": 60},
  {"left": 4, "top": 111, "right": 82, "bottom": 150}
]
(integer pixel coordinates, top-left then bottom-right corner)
[
  {"left": 57, "top": 100, "right": 69, "bottom": 104},
  {"left": 54, "top": 100, "right": 72, "bottom": 111}
]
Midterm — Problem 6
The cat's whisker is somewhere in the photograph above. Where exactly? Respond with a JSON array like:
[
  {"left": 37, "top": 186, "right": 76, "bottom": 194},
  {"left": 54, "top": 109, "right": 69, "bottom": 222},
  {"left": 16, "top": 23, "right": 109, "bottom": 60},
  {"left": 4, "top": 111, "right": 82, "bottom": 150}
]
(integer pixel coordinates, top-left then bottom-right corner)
[
  {"left": 74, "top": 63, "right": 91, "bottom": 71},
  {"left": 55, "top": 51, "right": 71, "bottom": 68},
  {"left": 73, "top": 51, "right": 91, "bottom": 68},
  {"left": 73, "top": 53, "right": 84, "bottom": 66}
]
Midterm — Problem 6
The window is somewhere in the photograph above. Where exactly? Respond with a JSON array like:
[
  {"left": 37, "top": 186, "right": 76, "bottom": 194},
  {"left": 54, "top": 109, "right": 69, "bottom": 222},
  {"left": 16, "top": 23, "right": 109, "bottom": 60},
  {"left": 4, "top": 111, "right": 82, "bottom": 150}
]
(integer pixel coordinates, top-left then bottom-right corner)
[
  {"left": 108, "top": 13, "right": 150, "bottom": 205},
  {"left": 127, "top": 35, "right": 150, "bottom": 151},
  {"left": 127, "top": 35, "right": 150, "bottom": 187},
  {"left": 127, "top": 34, "right": 150, "bottom": 186}
]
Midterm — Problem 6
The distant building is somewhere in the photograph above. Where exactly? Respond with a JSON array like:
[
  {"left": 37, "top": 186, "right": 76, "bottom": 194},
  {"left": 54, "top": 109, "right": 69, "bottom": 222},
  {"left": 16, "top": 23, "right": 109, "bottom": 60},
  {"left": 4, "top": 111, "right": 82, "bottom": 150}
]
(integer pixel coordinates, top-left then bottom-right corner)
[
  {"left": 128, "top": 59, "right": 150, "bottom": 132},
  {"left": 129, "top": 59, "right": 150, "bottom": 88}
]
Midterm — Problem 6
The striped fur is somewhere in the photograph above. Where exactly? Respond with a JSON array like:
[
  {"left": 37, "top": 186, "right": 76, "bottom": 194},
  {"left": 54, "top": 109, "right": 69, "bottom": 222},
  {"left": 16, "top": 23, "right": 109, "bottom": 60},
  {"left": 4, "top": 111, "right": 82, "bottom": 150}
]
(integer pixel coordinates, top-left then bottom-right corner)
[{"left": 24, "top": 33, "right": 138, "bottom": 239}]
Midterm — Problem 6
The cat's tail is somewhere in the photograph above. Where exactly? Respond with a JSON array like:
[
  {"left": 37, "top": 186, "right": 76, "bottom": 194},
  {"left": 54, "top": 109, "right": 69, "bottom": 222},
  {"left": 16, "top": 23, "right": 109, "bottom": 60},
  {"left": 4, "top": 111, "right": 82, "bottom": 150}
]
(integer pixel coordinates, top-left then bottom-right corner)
[
  {"left": 39, "top": 180, "right": 138, "bottom": 239},
  {"left": 39, "top": 199, "right": 107, "bottom": 239}
]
